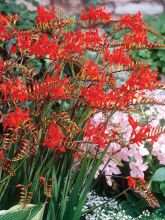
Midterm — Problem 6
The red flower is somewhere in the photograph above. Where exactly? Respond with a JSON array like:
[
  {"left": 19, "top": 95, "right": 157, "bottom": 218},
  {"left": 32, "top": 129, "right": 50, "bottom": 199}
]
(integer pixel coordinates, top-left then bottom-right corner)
[
  {"left": 124, "top": 31, "right": 147, "bottom": 45},
  {"left": 81, "top": 6, "right": 111, "bottom": 24},
  {"left": 17, "top": 31, "right": 32, "bottom": 52},
  {"left": 43, "top": 122, "right": 64, "bottom": 149},
  {"left": 62, "top": 28, "right": 85, "bottom": 55},
  {"left": 85, "top": 29, "right": 103, "bottom": 47},
  {"left": 0, "top": 61, "right": 4, "bottom": 68},
  {"left": 2, "top": 107, "right": 30, "bottom": 129},
  {"left": 127, "top": 67, "right": 157, "bottom": 90},
  {"left": 0, "top": 79, "right": 30, "bottom": 103},
  {"left": 126, "top": 176, "right": 160, "bottom": 208},
  {"left": 127, "top": 176, "right": 146, "bottom": 188},
  {"left": 128, "top": 115, "right": 138, "bottom": 132},
  {"left": 36, "top": 5, "right": 56, "bottom": 26},
  {"left": 120, "top": 12, "right": 145, "bottom": 32},
  {"left": 126, "top": 176, "right": 137, "bottom": 188},
  {"left": 73, "top": 153, "right": 81, "bottom": 158},
  {"left": 9, "top": 45, "right": 17, "bottom": 54},
  {"left": 104, "top": 48, "right": 132, "bottom": 66},
  {"left": 0, "top": 13, "right": 10, "bottom": 26},
  {"left": 29, "top": 34, "right": 59, "bottom": 58},
  {"left": 81, "top": 85, "right": 106, "bottom": 107},
  {"left": 85, "top": 121, "right": 109, "bottom": 148},
  {"left": 58, "top": 146, "right": 66, "bottom": 153},
  {"left": 79, "top": 60, "right": 104, "bottom": 82},
  {"left": 130, "top": 125, "right": 151, "bottom": 144},
  {"left": 32, "top": 75, "right": 70, "bottom": 100},
  {"left": 0, "top": 150, "right": 3, "bottom": 161},
  {"left": 0, "top": 14, "right": 13, "bottom": 41}
]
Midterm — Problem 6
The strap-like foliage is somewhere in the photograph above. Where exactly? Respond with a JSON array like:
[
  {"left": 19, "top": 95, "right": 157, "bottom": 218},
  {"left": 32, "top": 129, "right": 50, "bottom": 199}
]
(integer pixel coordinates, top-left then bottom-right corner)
[{"left": 0, "top": 4, "right": 164, "bottom": 219}]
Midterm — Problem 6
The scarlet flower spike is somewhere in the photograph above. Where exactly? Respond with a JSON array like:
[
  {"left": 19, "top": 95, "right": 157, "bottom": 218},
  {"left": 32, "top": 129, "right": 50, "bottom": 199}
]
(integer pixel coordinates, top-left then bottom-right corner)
[{"left": 127, "top": 176, "right": 160, "bottom": 208}]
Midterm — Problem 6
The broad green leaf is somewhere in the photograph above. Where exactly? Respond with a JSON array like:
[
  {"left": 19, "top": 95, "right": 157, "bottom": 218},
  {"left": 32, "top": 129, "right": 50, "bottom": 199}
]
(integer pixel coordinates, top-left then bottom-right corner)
[
  {"left": 160, "top": 182, "right": 165, "bottom": 197},
  {"left": 152, "top": 167, "right": 165, "bottom": 182},
  {"left": 0, "top": 204, "right": 45, "bottom": 220}
]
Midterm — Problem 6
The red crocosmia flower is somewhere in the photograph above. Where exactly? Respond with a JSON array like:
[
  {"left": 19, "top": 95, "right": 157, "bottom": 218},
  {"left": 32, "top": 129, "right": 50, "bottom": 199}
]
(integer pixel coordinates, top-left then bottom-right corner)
[
  {"left": 29, "top": 34, "right": 59, "bottom": 58},
  {"left": 126, "top": 176, "right": 136, "bottom": 188},
  {"left": 126, "top": 176, "right": 146, "bottom": 188},
  {"left": 0, "top": 13, "right": 16, "bottom": 41},
  {"left": 2, "top": 107, "right": 30, "bottom": 129},
  {"left": 120, "top": 12, "right": 145, "bottom": 31},
  {"left": 13, "top": 14, "right": 18, "bottom": 25},
  {"left": 43, "top": 122, "right": 64, "bottom": 149},
  {"left": 126, "top": 176, "right": 160, "bottom": 208},
  {"left": 17, "top": 31, "right": 32, "bottom": 52},
  {"left": 120, "top": 13, "right": 148, "bottom": 46},
  {"left": 49, "top": 77, "right": 69, "bottom": 100},
  {"left": 79, "top": 60, "right": 104, "bottom": 82},
  {"left": 0, "top": 79, "right": 30, "bottom": 103},
  {"left": 85, "top": 29, "right": 103, "bottom": 47},
  {"left": 124, "top": 31, "right": 147, "bottom": 45},
  {"left": 81, "top": 85, "right": 106, "bottom": 107},
  {"left": 85, "top": 121, "right": 109, "bottom": 148},
  {"left": 62, "top": 28, "right": 85, "bottom": 55},
  {"left": 128, "top": 115, "right": 138, "bottom": 132},
  {"left": 105, "top": 48, "right": 132, "bottom": 67},
  {"left": 0, "top": 24, "right": 12, "bottom": 41},
  {"left": 0, "top": 150, "right": 4, "bottom": 161},
  {"left": 58, "top": 146, "right": 66, "bottom": 153},
  {"left": 0, "top": 13, "right": 10, "bottom": 26},
  {"left": 36, "top": 5, "right": 56, "bottom": 26},
  {"left": 9, "top": 45, "right": 17, "bottom": 54},
  {"left": 0, "top": 61, "right": 4, "bottom": 68},
  {"left": 127, "top": 67, "right": 157, "bottom": 91},
  {"left": 81, "top": 6, "right": 111, "bottom": 24},
  {"left": 130, "top": 125, "right": 151, "bottom": 144},
  {"left": 53, "top": 61, "right": 62, "bottom": 75},
  {"left": 0, "top": 61, "right": 5, "bottom": 78},
  {"left": 73, "top": 153, "right": 81, "bottom": 159},
  {"left": 32, "top": 75, "right": 70, "bottom": 100}
]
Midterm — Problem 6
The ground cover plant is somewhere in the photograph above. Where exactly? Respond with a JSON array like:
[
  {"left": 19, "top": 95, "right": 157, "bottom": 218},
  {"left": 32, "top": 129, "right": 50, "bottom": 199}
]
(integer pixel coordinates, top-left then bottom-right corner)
[
  {"left": 83, "top": 191, "right": 165, "bottom": 220},
  {"left": 0, "top": 3, "right": 165, "bottom": 219}
]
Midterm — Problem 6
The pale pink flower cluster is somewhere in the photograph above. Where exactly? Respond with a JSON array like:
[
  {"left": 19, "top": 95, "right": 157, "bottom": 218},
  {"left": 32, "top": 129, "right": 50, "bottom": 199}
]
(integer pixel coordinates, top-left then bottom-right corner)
[{"left": 92, "top": 90, "right": 165, "bottom": 185}]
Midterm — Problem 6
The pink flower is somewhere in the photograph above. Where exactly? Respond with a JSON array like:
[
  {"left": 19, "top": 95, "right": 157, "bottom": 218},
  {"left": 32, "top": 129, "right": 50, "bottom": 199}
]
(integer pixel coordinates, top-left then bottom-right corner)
[
  {"left": 128, "top": 143, "right": 149, "bottom": 162},
  {"left": 128, "top": 144, "right": 143, "bottom": 162},
  {"left": 108, "top": 142, "right": 121, "bottom": 155},
  {"left": 129, "top": 161, "right": 148, "bottom": 178},
  {"left": 152, "top": 134, "right": 165, "bottom": 165},
  {"left": 96, "top": 157, "right": 121, "bottom": 186},
  {"left": 104, "top": 160, "right": 121, "bottom": 186},
  {"left": 90, "top": 112, "right": 105, "bottom": 126},
  {"left": 117, "top": 147, "right": 129, "bottom": 162},
  {"left": 138, "top": 144, "right": 149, "bottom": 156},
  {"left": 111, "top": 112, "right": 132, "bottom": 141}
]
